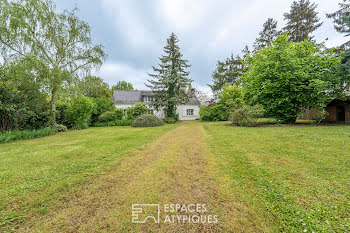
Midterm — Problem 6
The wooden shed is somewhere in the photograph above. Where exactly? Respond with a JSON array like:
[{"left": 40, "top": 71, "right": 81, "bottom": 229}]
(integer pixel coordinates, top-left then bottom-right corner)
[{"left": 325, "top": 99, "right": 350, "bottom": 123}]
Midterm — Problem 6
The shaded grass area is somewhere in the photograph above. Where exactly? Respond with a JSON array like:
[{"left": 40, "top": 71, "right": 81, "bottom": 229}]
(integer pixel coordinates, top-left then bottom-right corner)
[
  {"left": 0, "top": 124, "right": 178, "bottom": 232},
  {"left": 203, "top": 122, "right": 350, "bottom": 232}
]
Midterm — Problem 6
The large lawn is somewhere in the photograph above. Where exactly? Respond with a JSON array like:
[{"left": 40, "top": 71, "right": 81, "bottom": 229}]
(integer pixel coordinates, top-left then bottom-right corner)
[
  {"left": 204, "top": 122, "right": 350, "bottom": 232},
  {"left": 0, "top": 121, "right": 349, "bottom": 232},
  {"left": 0, "top": 124, "right": 178, "bottom": 231}
]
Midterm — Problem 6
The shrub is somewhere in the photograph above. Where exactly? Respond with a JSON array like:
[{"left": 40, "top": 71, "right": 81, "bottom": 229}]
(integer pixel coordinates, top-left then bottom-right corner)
[
  {"left": 126, "top": 103, "right": 149, "bottom": 120},
  {"left": 163, "top": 117, "right": 176, "bottom": 124},
  {"left": 66, "top": 97, "right": 95, "bottom": 129},
  {"left": 200, "top": 104, "right": 229, "bottom": 121},
  {"left": 91, "top": 97, "right": 115, "bottom": 124},
  {"left": 132, "top": 114, "right": 163, "bottom": 127},
  {"left": 56, "top": 102, "right": 69, "bottom": 126},
  {"left": 0, "top": 127, "right": 55, "bottom": 143},
  {"left": 230, "top": 105, "right": 264, "bottom": 126},
  {"left": 54, "top": 124, "right": 67, "bottom": 133},
  {"left": 98, "top": 111, "right": 117, "bottom": 123},
  {"left": 115, "top": 109, "right": 124, "bottom": 120},
  {"left": 93, "top": 120, "right": 134, "bottom": 127}
]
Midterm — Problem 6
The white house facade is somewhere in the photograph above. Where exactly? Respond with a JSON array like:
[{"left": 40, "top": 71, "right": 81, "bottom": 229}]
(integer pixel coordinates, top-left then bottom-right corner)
[{"left": 112, "top": 90, "right": 200, "bottom": 121}]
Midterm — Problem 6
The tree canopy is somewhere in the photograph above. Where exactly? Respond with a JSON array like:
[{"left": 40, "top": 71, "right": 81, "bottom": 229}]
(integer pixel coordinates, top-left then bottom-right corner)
[
  {"left": 147, "top": 33, "right": 192, "bottom": 118},
  {"left": 0, "top": 0, "right": 106, "bottom": 123},
  {"left": 253, "top": 18, "right": 279, "bottom": 51},
  {"left": 283, "top": 0, "right": 323, "bottom": 42},
  {"left": 112, "top": 81, "right": 134, "bottom": 91},
  {"left": 243, "top": 34, "right": 341, "bottom": 123},
  {"left": 80, "top": 76, "right": 111, "bottom": 98},
  {"left": 209, "top": 54, "right": 243, "bottom": 94}
]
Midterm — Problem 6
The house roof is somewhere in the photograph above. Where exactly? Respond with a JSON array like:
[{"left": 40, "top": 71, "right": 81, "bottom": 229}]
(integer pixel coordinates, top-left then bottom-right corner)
[{"left": 113, "top": 90, "right": 200, "bottom": 105}]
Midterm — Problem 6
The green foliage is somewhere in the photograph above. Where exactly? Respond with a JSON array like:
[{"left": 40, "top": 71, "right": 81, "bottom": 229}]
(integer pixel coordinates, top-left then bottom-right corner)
[
  {"left": 91, "top": 97, "right": 115, "bottom": 124},
  {"left": 126, "top": 103, "right": 149, "bottom": 120},
  {"left": 93, "top": 120, "right": 134, "bottom": 127},
  {"left": 230, "top": 105, "right": 264, "bottom": 126},
  {"left": 54, "top": 124, "right": 67, "bottom": 133},
  {"left": 243, "top": 34, "right": 341, "bottom": 123},
  {"left": 132, "top": 114, "right": 163, "bottom": 127},
  {"left": 200, "top": 104, "right": 229, "bottom": 121},
  {"left": 254, "top": 18, "right": 279, "bottom": 51},
  {"left": 147, "top": 33, "right": 192, "bottom": 118},
  {"left": 55, "top": 102, "right": 69, "bottom": 126},
  {"left": 0, "top": 0, "right": 106, "bottom": 123},
  {"left": 114, "top": 109, "right": 124, "bottom": 120},
  {"left": 66, "top": 97, "right": 95, "bottom": 129},
  {"left": 339, "top": 49, "right": 350, "bottom": 92},
  {"left": 0, "top": 62, "right": 50, "bottom": 131},
  {"left": 163, "top": 117, "right": 176, "bottom": 124},
  {"left": 80, "top": 76, "right": 111, "bottom": 98},
  {"left": 0, "top": 127, "right": 55, "bottom": 143},
  {"left": 218, "top": 84, "right": 245, "bottom": 110},
  {"left": 327, "top": 1, "right": 350, "bottom": 36},
  {"left": 98, "top": 111, "right": 117, "bottom": 123},
  {"left": 112, "top": 81, "right": 134, "bottom": 91},
  {"left": 132, "top": 102, "right": 149, "bottom": 118},
  {"left": 209, "top": 54, "right": 243, "bottom": 94},
  {"left": 283, "top": 0, "right": 323, "bottom": 42}
]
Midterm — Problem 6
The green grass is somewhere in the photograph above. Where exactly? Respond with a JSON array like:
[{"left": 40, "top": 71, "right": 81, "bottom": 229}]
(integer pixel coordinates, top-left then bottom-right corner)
[
  {"left": 0, "top": 124, "right": 178, "bottom": 232},
  {"left": 203, "top": 122, "right": 350, "bottom": 232}
]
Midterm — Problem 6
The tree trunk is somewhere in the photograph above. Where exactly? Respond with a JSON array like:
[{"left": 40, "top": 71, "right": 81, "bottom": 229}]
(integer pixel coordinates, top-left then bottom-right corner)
[{"left": 50, "top": 87, "right": 57, "bottom": 126}]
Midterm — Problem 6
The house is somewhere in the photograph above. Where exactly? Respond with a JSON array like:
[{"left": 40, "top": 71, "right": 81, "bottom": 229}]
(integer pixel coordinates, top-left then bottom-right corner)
[
  {"left": 112, "top": 90, "right": 201, "bottom": 121},
  {"left": 298, "top": 98, "right": 350, "bottom": 123},
  {"left": 325, "top": 99, "right": 350, "bottom": 123}
]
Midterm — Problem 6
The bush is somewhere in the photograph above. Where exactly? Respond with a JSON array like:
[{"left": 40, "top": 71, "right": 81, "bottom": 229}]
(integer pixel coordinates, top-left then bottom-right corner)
[
  {"left": 132, "top": 114, "right": 163, "bottom": 127},
  {"left": 98, "top": 111, "right": 117, "bottom": 123},
  {"left": 200, "top": 104, "right": 229, "bottom": 121},
  {"left": 163, "top": 117, "right": 176, "bottom": 124},
  {"left": 115, "top": 109, "right": 124, "bottom": 120},
  {"left": 66, "top": 97, "right": 95, "bottom": 129},
  {"left": 93, "top": 120, "right": 134, "bottom": 127},
  {"left": 230, "top": 105, "right": 264, "bottom": 126},
  {"left": 54, "top": 124, "right": 67, "bottom": 133},
  {"left": 56, "top": 102, "right": 69, "bottom": 126},
  {"left": 0, "top": 127, "right": 55, "bottom": 143},
  {"left": 126, "top": 103, "right": 149, "bottom": 120},
  {"left": 91, "top": 97, "right": 115, "bottom": 124}
]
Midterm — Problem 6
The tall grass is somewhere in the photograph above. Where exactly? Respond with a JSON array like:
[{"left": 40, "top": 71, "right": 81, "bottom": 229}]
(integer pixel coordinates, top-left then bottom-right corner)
[{"left": 0, "top": 128, "right": 55, "bottom": 143}]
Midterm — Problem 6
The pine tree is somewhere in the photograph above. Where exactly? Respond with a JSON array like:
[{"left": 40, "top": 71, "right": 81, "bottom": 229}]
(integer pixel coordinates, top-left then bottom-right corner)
[
  {"left": 283, "top": 0, "right": 323, "bottom": 42},
  {"left": 327, "top": 0, "right": 350, "bottom": 50},
  {"left": 327, "top": 0, "right": 350, "bottom": 34},
  {"left": 253, "top": 18, "right": 279, "bottom": 51},
  {"left": 209, "top": 54, "right": 243, "bottom": 94},
  {"left": 147, "top": 33, "right": 192, "bottom": 118}
]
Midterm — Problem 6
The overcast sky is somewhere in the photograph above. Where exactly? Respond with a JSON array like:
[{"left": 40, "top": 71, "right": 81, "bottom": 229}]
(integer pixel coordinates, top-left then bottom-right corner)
[{"left": 55, "top": 0, "right": 348, "bottom": 93}]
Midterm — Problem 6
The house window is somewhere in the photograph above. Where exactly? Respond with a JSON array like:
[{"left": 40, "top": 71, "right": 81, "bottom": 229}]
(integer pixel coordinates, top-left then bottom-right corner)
[
  {"left": 144, "top": 96, "right": 153, "bottom": 102},
  {"left": 187, "top": 109, "right": 194, "bottom": 116}
]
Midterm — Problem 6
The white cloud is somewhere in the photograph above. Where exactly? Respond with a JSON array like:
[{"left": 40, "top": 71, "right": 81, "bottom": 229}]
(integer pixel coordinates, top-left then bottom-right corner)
[
  {"left": 101, "top": 0, "right": 158, "bottom": 50},
  {"left": 96, "top": 62, "right": 151, "bottom": 89}
]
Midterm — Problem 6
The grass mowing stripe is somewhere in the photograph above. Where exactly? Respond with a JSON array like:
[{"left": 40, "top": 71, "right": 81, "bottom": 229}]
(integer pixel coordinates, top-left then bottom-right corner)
[{"left": 0, "top": 124, "right": 178, "bottom": 232}]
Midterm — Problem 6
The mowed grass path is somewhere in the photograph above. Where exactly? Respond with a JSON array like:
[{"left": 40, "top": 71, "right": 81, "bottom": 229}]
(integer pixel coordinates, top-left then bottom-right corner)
[
  {"left": 1, "top": 121, "right": 350, "bottom": 232},
  {"left": 0, "top": 124, "right": 178, "bottom": 231}
]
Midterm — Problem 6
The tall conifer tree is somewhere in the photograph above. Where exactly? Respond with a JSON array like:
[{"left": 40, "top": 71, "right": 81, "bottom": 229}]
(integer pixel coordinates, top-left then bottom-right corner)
[
  {"left": 283, "top": 0, "right": 323, "bottom": 42},
  {"left": 253, "top": 18, "right": 279, "bottom": 51},
  {"left": 147, "top": 33, "right": 192, "bottom": 118}
]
